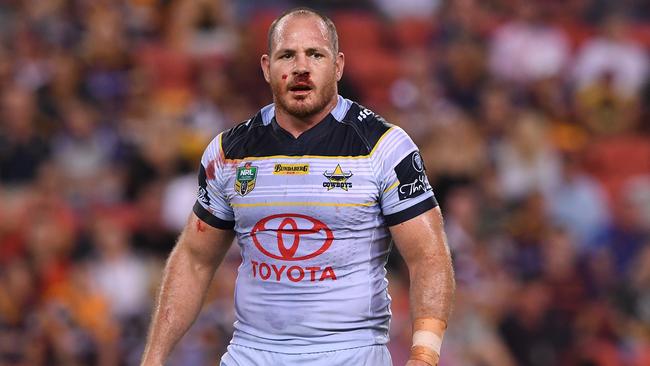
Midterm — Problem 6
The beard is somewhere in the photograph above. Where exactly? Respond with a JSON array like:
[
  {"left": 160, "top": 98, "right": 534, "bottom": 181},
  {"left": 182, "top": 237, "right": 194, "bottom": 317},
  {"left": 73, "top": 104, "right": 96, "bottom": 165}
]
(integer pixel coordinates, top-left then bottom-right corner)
[{"left": 272, "top": 75, "right": 337, "bottom": 119}]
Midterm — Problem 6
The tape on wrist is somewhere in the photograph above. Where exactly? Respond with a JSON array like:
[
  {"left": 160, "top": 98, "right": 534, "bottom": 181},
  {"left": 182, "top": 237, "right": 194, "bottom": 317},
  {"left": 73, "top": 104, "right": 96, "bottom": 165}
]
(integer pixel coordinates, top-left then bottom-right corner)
[
  {"left": 412, "top": 330, "right": 443, "bottom": 354},
  {"left": 409, "top": 345, "right": 439, "bottom": 366},
  {"left": 408, "top": 317, "right": 447, "bottom": 365}
]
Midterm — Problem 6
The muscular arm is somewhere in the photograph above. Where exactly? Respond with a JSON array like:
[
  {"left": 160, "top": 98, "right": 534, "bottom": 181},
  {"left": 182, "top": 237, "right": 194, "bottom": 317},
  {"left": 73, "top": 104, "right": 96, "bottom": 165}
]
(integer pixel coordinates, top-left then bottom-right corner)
[
  {"left": 141, "top": 213, "right": 235, "bottom": 366},
  {"left": 390, "top": 206, "right": 455, "bottom": 365},
  {"left": 390, "top": 207, "right": 454, "bottom": 322}
]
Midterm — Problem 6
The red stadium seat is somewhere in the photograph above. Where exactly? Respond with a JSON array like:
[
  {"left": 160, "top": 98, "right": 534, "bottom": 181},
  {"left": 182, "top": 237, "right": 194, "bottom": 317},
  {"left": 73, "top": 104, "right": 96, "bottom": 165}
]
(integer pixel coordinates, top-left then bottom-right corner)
[
  {"left": 585, "top": 135, "right": 650, "bottom": 200},
  {"left": 332, "top": 11, "right": 386, "bottom": 54},
  {"left": 344, "top": 48, "right": 401, "bottom": 102},
  {"left": 629, "top": 23, "right": 650, "bottom": 48},
  {"left": 247, "top": 9, "right": 284, "bottom": 55},
  {"left": 392, "top": 18, "right": 436, "bottom": 48}
]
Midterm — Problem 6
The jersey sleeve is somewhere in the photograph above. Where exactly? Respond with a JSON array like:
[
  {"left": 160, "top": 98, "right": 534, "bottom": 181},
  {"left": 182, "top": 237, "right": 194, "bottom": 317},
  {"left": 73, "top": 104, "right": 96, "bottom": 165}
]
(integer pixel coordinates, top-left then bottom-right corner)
[
  {"left": 373, "top": 127, "right": 438, "bottom": 226},
  {"left": 192, "top": 133, "right": 235, "bottom": 229}
]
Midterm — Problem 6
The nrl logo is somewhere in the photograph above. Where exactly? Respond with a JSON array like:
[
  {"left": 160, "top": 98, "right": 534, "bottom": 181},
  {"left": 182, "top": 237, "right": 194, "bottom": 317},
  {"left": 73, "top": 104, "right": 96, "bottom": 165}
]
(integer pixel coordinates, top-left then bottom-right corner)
[
  {"left": 235, "top": 162, "right": 258, "bottom": 196},
  {"left": 323, "top": 164, "right": 353, "bottom": 191}
]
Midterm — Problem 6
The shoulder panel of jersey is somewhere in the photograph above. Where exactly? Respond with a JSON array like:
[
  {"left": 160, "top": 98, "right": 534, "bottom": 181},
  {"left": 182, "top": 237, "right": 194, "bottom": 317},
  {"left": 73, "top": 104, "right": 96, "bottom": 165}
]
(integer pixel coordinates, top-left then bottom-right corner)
[
  {"left": 369, "top": 124, "right": 438, "bottom": 226},
  {"left": 193, "top": 132, "right": 235, "bottom": 230},
  {"left": 338, "top": 101, "right": 395, "bottom": 154},
  {"left": 219, "top": 95, "right": 393, "bottom": 159}
]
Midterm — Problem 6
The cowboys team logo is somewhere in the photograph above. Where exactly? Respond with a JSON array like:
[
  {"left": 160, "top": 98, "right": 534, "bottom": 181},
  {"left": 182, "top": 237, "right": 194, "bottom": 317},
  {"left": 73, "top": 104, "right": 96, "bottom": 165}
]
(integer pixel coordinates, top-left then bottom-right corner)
[
  {"left": 235, "top": 162, "right": 258, "bottom": 196},
  {"left": 323, "top": 164, "right": 353, "bottom": 191}
]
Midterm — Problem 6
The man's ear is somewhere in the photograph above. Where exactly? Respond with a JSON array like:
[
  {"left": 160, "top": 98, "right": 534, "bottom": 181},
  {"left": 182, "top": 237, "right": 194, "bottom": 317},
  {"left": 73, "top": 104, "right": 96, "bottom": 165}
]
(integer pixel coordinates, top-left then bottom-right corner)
[
  {"left": 335, "top": 52, "right": 345, "bottom": 81},
  {"left": 261, "top": 54, "right": 271, "bottom": 83}
]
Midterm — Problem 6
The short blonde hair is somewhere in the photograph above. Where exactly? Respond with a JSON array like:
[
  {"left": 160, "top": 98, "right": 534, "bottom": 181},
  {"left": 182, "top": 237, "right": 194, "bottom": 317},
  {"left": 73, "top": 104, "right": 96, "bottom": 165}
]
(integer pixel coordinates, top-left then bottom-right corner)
[{"left": 267, "top": 7, "right": 339, "bottom": 54}]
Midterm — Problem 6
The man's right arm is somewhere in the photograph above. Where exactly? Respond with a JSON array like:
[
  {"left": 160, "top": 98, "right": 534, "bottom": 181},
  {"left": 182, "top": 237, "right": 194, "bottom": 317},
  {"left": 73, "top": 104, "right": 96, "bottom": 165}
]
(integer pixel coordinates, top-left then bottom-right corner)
[{"left": 141, "top": 212, "right": 235, "bottom": 366}]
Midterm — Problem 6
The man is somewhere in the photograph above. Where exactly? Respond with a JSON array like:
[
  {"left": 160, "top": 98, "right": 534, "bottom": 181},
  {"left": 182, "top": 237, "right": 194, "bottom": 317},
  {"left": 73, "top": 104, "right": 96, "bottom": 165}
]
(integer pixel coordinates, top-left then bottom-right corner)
[{"left": 141, "top": 7, "right": 454, "bottom": 366}]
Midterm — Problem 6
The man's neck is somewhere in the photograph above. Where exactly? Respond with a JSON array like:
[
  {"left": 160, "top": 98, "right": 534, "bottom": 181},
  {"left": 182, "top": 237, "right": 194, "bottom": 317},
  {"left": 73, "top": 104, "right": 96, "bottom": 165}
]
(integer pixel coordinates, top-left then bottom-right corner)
[{"left": 274, "top": 96, "right": 338, "bottom": 138}]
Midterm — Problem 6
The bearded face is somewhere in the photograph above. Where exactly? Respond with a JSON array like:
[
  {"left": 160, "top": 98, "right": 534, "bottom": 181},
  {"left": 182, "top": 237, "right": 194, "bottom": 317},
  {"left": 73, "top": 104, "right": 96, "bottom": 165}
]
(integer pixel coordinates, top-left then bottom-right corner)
[{"left": 262, "top": 15, "right": 343, "bottom": 120}]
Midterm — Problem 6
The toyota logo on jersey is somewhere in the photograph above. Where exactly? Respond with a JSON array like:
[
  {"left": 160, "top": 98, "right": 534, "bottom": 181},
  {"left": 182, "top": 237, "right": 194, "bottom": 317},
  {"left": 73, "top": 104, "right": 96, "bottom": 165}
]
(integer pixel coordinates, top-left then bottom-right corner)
[
  {"left": 251, "top": 214, "right": 333, "bottom": 260},
  {"left": 250, "top": 214, "right": 337, "bottom": 282}
]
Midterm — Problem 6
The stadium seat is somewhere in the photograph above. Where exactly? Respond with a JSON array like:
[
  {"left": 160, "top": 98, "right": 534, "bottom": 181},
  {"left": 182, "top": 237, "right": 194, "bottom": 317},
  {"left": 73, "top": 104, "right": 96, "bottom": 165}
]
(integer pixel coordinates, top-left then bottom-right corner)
[
  {"left": 392, "top": 18, "right": 436, "bottom": 48},
  {"left": 585, "top": 135, "right": 650, "bottom": 200},
  {"left": 248, "top": 8, "right": 284, "bottom": 55},
  {"left": 332, "top": 11, "right": 386, "bottom": 54}
]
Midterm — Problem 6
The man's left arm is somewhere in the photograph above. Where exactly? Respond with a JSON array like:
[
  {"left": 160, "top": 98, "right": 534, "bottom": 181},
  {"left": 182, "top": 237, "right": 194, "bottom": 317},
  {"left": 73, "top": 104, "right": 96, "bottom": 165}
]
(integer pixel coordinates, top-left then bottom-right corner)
[{"left": 389, "top": 206, "right": 455, "bottom": 366}]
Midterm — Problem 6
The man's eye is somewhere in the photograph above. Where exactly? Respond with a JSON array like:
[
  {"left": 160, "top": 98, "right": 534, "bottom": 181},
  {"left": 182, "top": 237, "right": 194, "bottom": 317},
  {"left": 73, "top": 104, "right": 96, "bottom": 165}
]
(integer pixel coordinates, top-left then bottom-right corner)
[
  {"left": 312, "top": 53, "right": 323, "bottom": 59},
  {"left": 280, "top": 54, "right": 292, "bottom": 59}
]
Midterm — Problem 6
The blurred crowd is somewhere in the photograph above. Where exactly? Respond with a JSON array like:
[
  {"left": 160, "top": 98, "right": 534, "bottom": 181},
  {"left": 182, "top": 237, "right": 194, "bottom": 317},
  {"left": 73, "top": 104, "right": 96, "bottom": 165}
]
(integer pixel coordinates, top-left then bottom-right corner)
[{"left": 0, "top": 0, "right": 649, "bottom": 365}]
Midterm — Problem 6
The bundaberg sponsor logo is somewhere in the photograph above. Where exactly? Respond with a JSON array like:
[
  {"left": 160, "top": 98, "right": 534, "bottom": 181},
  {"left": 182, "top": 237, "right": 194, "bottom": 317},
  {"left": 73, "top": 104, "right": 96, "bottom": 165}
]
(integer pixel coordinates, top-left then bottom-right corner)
[{"left": 273, "top": 163, "right": 310, "bottom": 175}]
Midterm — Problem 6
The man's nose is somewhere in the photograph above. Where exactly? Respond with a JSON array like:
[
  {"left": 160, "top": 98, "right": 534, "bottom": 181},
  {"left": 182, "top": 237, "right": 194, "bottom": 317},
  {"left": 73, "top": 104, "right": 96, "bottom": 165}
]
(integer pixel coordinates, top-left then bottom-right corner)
[{"left": 292, "top": 54, "right": 309, "bottom": 75}]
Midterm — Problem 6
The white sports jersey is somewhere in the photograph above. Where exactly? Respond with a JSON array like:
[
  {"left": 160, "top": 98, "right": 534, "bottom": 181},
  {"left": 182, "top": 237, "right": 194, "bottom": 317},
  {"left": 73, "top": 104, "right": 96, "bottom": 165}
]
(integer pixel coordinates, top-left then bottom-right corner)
[{"left": 194, "top": 95, "right": 437, "bottom": 354}]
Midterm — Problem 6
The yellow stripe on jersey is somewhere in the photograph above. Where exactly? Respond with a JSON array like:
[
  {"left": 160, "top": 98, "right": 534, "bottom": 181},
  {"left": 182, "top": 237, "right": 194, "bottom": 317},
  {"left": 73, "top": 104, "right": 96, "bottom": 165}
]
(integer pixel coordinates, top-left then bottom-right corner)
[
  {"left": 369, "top": 126, "right": 396, "bottom": 156},
  {"left": 383, "top": 180, "right": 400, "bottom": 193},
  {"left": 231, "top": 201, "right": 377, "bottom": 208},
  {"left": 218, "top": 133, "right": 225, "bottom": 161},
  {"left": 222, "top": 127, "right": 397, "bottom": 163}
]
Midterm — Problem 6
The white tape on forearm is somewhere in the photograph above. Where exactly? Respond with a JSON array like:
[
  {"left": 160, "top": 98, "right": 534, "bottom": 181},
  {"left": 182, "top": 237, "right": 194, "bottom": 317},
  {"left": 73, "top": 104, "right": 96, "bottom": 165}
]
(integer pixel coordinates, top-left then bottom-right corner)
[{"left": 412, "top": 330, "right": 443, "bottom": 355}]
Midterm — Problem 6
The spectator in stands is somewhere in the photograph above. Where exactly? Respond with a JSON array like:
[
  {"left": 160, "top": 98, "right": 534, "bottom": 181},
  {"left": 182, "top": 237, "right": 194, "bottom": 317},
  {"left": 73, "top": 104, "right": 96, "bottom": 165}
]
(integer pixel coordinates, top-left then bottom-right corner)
[
  {"left": 546, "top": 153, "right": 611, "bottom": 249},
  {"left": 489, "top": 2, "right": 570, "bottom": 84},
  {"left": 494, "top": 111, "right": 561, "bottom": 201},
  {"left": 573, "top": 13, "right": 648, "bottom": 99},
  {"left": 0, "top": 85, "right": 51, "bottom": 184}
]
